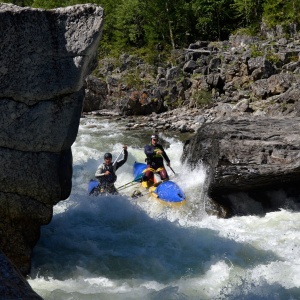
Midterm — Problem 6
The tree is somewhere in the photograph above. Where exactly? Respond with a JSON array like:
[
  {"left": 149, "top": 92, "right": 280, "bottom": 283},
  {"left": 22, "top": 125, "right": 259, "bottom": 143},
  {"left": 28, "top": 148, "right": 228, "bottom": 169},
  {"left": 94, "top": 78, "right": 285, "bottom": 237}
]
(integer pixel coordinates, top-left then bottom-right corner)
[
  {"left": 112, "top": 0, "right": 145, "bottom": 50},
  {"left": 263, "top": 0, "right": 300, "bottom": 27},
  {"left": 141, "top": 0, "right": 195, "bottom": 48},
  {"left": 231, "top": 0, "right": 264, "bottom": 28},
  {"left": 191, "top": 0, "right": 237, "bottom": 40}
]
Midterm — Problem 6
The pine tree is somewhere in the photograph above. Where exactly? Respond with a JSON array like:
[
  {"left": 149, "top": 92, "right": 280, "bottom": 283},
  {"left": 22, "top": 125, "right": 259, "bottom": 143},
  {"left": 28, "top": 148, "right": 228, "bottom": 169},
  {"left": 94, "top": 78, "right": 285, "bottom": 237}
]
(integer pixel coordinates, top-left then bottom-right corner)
[
  {"left": 191, "top": 0, "right": 237, "bottom": 40},
  {"left": 231, "top": 0, "right": 264, "bottom": 27},
  {"left": 263, "top": 0, "right": 300, "bottom": 27}
]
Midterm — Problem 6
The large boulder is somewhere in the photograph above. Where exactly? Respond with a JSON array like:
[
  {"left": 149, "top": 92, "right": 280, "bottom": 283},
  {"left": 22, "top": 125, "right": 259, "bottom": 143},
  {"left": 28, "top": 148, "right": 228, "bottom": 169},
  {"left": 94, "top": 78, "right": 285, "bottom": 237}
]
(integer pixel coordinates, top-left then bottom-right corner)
[
  {"left": 0, "top": 3, "right": 103, "bottom": 275},
  {"left": 182, "top": 117, "right": 300, "bottom": 216},
  {"left": 0, "top": 251, "right": 42, "bottom": 299}
]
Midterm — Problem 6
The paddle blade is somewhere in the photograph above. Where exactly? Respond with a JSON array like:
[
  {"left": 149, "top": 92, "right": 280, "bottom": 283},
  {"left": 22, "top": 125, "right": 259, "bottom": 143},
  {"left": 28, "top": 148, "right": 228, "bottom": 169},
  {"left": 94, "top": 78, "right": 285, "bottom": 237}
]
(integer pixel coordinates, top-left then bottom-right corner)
[{"left": 133, "top": 173, "right": 143, "bottom": 182}]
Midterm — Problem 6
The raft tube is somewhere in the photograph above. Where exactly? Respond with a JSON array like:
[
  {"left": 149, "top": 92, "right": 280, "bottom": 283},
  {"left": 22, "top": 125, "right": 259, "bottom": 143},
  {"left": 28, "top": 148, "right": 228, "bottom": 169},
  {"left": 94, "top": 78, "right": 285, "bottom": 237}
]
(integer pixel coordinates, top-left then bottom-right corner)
[{"left": 133, "top": 162, "right": 186, "bottom": 207}]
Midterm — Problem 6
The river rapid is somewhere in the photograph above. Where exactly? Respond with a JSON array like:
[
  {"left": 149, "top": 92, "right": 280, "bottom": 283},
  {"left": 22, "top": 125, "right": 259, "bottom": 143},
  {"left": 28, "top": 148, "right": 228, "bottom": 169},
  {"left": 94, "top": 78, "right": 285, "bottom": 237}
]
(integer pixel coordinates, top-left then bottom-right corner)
[{"left": 28, "top": 116, "right": 300, "bottom": 300}]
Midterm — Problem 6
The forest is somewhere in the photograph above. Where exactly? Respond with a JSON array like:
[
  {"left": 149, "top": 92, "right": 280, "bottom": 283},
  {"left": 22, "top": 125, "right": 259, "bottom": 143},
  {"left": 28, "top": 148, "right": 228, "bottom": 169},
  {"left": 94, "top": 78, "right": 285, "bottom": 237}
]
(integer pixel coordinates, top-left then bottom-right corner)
[{"left": 3, "top": 0, "right": 300, "bottom": 59}]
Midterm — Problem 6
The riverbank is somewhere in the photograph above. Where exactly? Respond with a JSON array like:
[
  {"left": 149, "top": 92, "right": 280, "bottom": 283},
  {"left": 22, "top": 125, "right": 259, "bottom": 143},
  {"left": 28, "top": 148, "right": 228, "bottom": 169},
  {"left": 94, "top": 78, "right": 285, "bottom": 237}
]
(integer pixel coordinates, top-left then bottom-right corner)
[{"left": 83, "top": 107, "right": 204, "bottom": 133}]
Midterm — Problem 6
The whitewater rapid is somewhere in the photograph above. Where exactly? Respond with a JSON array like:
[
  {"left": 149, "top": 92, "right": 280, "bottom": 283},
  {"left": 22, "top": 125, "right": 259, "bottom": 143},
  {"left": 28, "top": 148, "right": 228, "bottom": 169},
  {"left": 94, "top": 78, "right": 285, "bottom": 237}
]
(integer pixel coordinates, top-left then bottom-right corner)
[{"left": 28, "top": 117, "right": 300, "bottom": 300}]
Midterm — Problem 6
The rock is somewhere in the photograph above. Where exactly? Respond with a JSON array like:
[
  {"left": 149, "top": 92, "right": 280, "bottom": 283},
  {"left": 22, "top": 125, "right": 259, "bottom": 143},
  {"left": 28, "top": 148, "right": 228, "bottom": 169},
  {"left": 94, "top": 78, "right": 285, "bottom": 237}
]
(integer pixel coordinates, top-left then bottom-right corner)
[
  {"left": 248, "top": 57, "right": 276, "bottom": 79},
  {"left": 0, "top": 4, "right": 103, "bottom": 102},
  {"left": 183, "top": 60, "right": 197, "bottom": 73},
  {"left": 182, "top": 117, "right": 300, "bottom": 216},
  {"left": 166, "top": 66, "right": 181, "bottom": 81},
  {"left": 0, "top": 251, "right": 42, "bottom": 299},
  {"left": 83, "top": 75, "right": 108, "bottom": 112},
  {"left": 251, "top": 73, "right": 297, "bottom": 99},
  {"left": 0, "top": 3, "right": 103, "bottom": 275}
]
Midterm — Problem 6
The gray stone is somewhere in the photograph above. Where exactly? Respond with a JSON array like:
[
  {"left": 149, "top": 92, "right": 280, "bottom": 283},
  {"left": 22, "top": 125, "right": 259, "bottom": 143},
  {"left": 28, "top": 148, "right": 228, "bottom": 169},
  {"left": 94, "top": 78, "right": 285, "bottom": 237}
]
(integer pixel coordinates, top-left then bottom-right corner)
[
  {"left": 83, "top": 75, "right": 108, "bottom": 112},
  {"left": 166, "top": 66, "right": 181, "bottom": 81},
  {"left": 182, "top": 117, "right": 300, "bottom": 216},
  {"left": 0, "top": 90, "right": 84, "bottom": 152},
  {"left": 248, "top": 57, "right": 276, "bottom": 79},
  {"left": 0, "top": 251, "right": 42, "bottom": 299},
  {"left": 183, "top": 60, "right": 197, "bottom": 73},
  {"left": 0, "top": 3, "right": 103, "bottom": 275}
]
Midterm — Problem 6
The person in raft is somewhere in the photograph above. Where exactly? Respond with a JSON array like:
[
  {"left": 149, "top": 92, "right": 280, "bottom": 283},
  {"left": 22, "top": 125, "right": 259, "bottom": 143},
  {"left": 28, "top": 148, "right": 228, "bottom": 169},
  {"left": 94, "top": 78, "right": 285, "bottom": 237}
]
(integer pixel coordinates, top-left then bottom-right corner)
[
  {"left": 95, "top": 145, "right": 128, "bottom": 194},
  {"left": 143, "top": 134, "right": 170, "bottom": 183}
]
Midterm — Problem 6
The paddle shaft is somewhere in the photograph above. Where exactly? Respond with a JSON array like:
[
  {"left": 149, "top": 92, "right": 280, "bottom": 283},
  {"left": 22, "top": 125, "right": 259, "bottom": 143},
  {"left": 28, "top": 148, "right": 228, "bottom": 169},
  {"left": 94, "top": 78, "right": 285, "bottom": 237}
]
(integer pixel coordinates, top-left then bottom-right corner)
[
  {"left": 116, "top": 172, "right": 144, "bottom": 190},
  {"left": 117, "top": 181, "right": 140, "bottom": 191},
  {"left": 113, "top": 149, "right": 124, "bottom": 166},
  {"left": 161, "top": 154, "right": 176, "bottom": 175}
]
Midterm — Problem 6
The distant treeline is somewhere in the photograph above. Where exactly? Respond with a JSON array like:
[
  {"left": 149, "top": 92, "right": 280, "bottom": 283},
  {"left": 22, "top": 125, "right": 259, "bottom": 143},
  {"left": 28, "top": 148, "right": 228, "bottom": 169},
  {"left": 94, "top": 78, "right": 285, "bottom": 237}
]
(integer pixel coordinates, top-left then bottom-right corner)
[{"left": 4, "top": 0, "right": 300, "bottom": 58}]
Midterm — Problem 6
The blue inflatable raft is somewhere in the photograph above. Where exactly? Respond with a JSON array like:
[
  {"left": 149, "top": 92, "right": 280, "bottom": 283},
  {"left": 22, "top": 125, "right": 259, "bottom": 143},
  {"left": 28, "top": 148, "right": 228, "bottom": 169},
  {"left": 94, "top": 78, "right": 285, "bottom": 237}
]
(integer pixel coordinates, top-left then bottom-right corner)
[
  {"left": 133, "top": 162, "right": 186, "bottom": 207},
  {"left": 88, "top": 180, "right": 100, "bottom": 195}
]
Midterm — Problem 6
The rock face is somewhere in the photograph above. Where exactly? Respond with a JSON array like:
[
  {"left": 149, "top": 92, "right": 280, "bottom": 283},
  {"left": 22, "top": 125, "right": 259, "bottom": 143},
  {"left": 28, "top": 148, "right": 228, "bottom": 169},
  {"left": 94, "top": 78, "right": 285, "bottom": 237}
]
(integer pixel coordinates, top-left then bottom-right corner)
[
  {"left": 182, "top": 117, "right": 300, "bottom": 216},
  {"left": 83, "top": 75, "right": 108, "bottom": 112},
  {"left": 84, "top": 29, "right": 300, "bottom": 126},
  {"left": 0, "top": 3, "right": 103, "bottom": 275},
  {"left": 0, "top": 251, "right": 42, "bottom": 299}
]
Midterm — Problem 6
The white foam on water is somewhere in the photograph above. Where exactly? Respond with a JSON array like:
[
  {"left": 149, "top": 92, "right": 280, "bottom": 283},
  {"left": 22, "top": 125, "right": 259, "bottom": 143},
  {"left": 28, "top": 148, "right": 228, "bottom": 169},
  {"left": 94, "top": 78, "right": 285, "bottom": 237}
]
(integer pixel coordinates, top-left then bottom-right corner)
[{"left": 28, "top": 119, "right": 300, "bottom": 300}]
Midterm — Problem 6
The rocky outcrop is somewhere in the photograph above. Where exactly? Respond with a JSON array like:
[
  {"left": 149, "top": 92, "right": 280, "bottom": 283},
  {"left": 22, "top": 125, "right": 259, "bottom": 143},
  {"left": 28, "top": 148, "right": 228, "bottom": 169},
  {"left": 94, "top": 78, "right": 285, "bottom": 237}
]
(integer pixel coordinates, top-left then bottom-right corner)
[
  {"left": 82, "top": 25, "right": 300, "bottom": 218},
  {"left": 0, "top": 251, "right": 42, "bottom": 299},
  {"left": 83, "top": 75, "right": 108, "bottom": 112},
  {"left": 84, "top": 29, "right": 300, "bottom": 124},
  {"left": 182, "top": 117, "right": 300, "bottom": 217},
  {"left": 0, "top": 3, "right": 103, "bottom": 275}
]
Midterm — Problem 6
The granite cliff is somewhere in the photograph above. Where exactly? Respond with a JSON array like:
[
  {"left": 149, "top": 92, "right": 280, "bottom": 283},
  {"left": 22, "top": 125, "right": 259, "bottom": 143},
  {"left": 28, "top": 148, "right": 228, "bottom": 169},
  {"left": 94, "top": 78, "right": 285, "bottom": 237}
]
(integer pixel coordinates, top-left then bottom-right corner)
[{"left": 0, "top": 3, "right": 103, "bottom": 297}]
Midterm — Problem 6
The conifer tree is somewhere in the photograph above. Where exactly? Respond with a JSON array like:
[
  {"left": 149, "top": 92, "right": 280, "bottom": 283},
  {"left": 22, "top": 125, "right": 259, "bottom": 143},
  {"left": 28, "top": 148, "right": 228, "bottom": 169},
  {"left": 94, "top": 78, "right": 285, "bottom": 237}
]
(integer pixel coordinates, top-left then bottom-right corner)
[
  {"left": 231, "top": 0, "right": 264, "bottom": 27},
  {"left": 263, "top": 0, "right": 300, "bottom": 27}
]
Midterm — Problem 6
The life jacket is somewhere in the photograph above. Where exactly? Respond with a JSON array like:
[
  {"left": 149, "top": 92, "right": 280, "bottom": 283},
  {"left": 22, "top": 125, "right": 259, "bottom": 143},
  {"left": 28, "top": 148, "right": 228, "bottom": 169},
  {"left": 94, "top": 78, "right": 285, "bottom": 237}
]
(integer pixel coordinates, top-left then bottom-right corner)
[
  {"left": 145, "top": 144, "right": 164, "bottom": 167},
  {"left": 152, "top": 145, "right": 164, "bottom": 158},
  {"left": 100, "top": 163, "right": 117, "bottom": 184}
]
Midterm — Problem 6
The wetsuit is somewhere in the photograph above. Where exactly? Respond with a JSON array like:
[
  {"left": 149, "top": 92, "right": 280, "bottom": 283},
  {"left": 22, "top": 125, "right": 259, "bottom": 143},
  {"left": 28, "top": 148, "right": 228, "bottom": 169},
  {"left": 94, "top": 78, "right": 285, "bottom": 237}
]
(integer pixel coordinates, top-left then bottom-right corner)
[
  {"left": 95, "top": 150, "right": 128, "bottom": 193},
  {"left": 144, "top": 143, "right": 170, "bottom": 181}
]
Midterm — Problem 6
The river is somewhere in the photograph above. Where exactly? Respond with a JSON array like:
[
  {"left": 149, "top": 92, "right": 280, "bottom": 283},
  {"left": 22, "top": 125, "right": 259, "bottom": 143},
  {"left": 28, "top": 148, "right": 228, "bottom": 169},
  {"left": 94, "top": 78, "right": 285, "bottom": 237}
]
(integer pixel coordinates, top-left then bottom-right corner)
[{"left": 28, "top": 116, "right": 300, "bottom": 300}]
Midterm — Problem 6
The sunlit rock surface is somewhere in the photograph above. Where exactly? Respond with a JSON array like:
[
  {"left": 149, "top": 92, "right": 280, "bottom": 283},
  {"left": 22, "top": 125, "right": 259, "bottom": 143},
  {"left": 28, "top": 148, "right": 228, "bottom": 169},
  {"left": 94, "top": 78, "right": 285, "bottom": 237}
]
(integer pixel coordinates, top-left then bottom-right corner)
[
  {"left": 0, "top": 3, "right": 103, "bottom": 277},
  {"left": 182, "top": 117, "right": 300, "bottom": 216}
]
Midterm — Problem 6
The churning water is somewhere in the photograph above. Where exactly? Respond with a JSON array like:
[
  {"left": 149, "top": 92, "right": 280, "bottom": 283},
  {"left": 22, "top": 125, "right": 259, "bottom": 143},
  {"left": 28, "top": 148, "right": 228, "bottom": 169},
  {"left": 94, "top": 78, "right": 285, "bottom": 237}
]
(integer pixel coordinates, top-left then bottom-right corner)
[{"left": 28, "top": 116, "right": 300, "bottom": 300}]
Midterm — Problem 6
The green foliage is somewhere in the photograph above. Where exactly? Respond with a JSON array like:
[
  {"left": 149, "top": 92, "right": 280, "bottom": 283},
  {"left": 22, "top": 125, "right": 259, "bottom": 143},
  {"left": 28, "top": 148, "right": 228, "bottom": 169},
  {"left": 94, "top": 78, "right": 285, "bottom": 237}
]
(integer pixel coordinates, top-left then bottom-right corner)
[
  {"left": 263, "top": 0, "right": 300, "bottom": 27},
  {"left": 31, "top": 0, "right": 67, "bottom": 8},
  {"left": 1, "top": 0, "right": 34, "bottom": 6},
  {"left": 31, "top": 0, "right": 105, "bottom": 9},
  {"left": 164, "top": 94, "right": 184, "bottom": 109},
  {"left": 233, "top": 26, "right": 260, "bottom": 36},
  {"left": 113, "top": 0, "right": 145, "bottom": 50},
  {"left": 124, "top": 72, "right": 143, "bottom": 90},
  {"left": 190, "top": 90, "right": 213, "bottom": 108},
  {"left": 231, "top": 0, "right": 263, "bottom": 27},
  {"left": 121, "top": 70, "right": 146, "bottom": 90},
  {"left": 4, "top": 0, "right": 300, "bottom": 65},
  {"left": 191, "top": 0, "right": 238, "bottom": 41},
  {"left": 265, "top": 50, "right": 280, "bottom": 64},
  {"left": 250, "top": 44, "right": 263, "bottom": 57}
]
